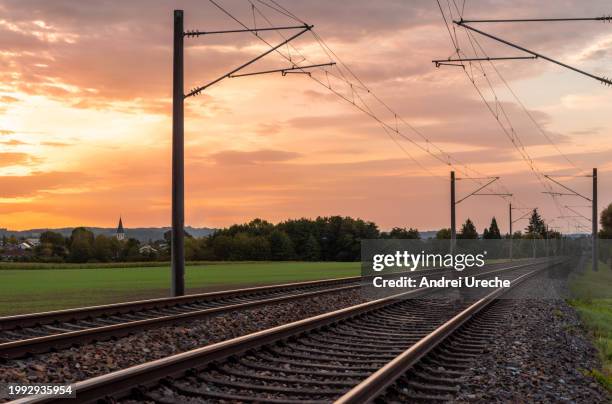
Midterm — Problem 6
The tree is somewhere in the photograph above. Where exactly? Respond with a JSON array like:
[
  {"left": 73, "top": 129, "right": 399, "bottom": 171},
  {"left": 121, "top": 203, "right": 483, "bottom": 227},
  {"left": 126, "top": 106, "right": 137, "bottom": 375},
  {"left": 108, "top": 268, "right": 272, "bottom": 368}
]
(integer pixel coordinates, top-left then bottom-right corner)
[
  {"left": 69, "top": 227, "right": 95, "bottom": 262},
  {"left": 483, "top": 217, "right": 501, "bottom": 239},
  {"left": 40, "top": 231, "right": 66, "bottom": 246},
  {"left": 122, "top": 238, "right": 142, "bottom": 262},
  {"left": 599, "top": 204, "right": 612, "bottom": 268},
  {"left": 302, "top": 234, "right": 321, "bottom": 261},
  {"left": 436, "top": 228, "right": 451, "bottom": 239},
  {"left": 184, "top": 237, "right": 200, "bottom": 261},
  {"left": 109, "top": 237, "right": 122, "bottom": 260},
  {"left": 526, "top": 208, "right": 546, "bottom": 237},
  {"left": 459, "top": 218, "right": 478, "bottom": 239},
  {"left": 278, "top": 218, "right": 319, "bottom": 260},
  {"left": 244, "top": 218, "right": 274, "bottom": 236},
  {"left": 385, "top": 227, "right": 420, "bottom": 239},
  {"left": 269, "top": 230, "right": 295, "bottom": 260},
  {"left": 600, "top": 203, "right": 612, "bottom": 238},
  {"left": 228, "top": 233, "right": 270, "bottom": 260},
  {"left": 37, "top": 231, "right": 68, "bottom": 261},
  {"left": 249, "top": 236, "right": 271, "bottom": 260},
  {"left": 211, "top": 234, "right": 234, "bottom": 260},
  {"left": 93, "top": 235, "right": 113, "bottom": 262}
]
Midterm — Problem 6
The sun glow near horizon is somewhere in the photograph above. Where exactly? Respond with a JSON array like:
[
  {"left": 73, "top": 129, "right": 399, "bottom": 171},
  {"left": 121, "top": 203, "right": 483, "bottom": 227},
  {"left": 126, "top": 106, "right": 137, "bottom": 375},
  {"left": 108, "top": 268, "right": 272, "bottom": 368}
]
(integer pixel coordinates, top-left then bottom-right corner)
[{"left": 1, "top": 0, "right": 611, "bottom": 234}]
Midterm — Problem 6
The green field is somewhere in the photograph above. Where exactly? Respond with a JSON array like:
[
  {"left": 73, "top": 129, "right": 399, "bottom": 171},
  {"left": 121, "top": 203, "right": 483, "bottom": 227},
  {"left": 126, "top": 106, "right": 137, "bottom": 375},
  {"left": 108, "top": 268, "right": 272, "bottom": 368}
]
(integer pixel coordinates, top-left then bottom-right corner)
[
  {"left": 0, "top": 262, "right": 360, "bottom": 316},
  {"left": 569, "top": 261, "right": 612, "bottom": 392}
]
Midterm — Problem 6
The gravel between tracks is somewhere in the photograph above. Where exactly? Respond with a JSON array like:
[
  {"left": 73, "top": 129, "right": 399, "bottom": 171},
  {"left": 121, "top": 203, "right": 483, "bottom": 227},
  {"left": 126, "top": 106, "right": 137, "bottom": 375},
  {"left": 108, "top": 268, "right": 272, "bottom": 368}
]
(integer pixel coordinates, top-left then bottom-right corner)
[
  {"left": 456, "top": 288, "right": 609, "bottom": 402},
  {"left": 0, "top": 289, "right": 367, "bottom": 401}
]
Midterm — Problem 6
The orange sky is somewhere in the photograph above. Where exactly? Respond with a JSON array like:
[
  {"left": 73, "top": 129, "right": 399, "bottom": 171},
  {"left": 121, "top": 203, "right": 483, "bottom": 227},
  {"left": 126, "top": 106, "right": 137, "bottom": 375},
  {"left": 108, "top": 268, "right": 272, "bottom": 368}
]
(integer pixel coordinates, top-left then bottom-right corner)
[{"left": 1, "top": 0, "right": 611, "bottom": 234}]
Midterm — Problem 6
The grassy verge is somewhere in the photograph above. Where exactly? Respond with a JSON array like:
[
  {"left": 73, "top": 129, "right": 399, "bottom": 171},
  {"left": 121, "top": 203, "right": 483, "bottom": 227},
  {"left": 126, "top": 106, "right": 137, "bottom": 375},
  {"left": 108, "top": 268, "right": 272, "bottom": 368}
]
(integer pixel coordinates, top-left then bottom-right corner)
[
  {"left": 0, "top": 261, "right": 360, "bottom": 316},
  {"left": 0, "top": 261, "right": 279, "bottom": 270},
  {"left": 568, "top": 261, "right": 612, "bottom": 392}
]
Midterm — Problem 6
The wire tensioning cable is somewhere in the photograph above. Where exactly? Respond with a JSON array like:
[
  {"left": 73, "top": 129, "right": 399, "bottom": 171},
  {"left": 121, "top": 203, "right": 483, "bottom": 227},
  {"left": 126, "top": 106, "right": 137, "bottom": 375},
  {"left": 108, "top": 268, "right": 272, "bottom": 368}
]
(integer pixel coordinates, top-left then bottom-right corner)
[
  {"left": 203, "top": 0, "right": 523, "bottom": 216},
  {"left": 436, "top": 1, "right": 592, "bottom": 230},
  {"left": 235, "top": 0, "right": 501, "bottom": 183}
]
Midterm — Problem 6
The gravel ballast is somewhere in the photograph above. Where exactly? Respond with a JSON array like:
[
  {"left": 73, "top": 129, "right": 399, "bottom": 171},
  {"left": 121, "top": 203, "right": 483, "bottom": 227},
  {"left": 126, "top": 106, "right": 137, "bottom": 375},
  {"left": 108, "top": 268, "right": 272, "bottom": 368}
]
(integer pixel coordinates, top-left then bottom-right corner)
[
  {"left": 0, "top": 289, "right": 367, "bottom": 400},
  {"left": 455, "top": 279, "right": 609, "bottom": 402}
]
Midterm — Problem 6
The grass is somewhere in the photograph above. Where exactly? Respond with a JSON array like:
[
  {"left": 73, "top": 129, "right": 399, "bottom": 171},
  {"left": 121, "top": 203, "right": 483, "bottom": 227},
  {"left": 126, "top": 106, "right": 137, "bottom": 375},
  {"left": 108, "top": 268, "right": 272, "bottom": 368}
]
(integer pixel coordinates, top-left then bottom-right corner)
[
  {"left": 0, "top": 261, "right": 267, "bottom": 270},
  {"left": 568, "top": 261, "right": 612, "bottom": 392},
  {"left": 0, "top": 257, "right": 515, "bottom": 317},
  {"left": 0, "top": 261, "right": 360, "bottom": 316}
]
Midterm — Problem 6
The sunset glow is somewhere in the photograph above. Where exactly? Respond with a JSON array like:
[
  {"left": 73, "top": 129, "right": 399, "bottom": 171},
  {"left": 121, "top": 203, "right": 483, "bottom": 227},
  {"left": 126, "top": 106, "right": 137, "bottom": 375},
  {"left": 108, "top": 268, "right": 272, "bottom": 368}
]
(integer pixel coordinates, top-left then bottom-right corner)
[{"left": 1, "top": 0, "right": 611, "bottom": 233}]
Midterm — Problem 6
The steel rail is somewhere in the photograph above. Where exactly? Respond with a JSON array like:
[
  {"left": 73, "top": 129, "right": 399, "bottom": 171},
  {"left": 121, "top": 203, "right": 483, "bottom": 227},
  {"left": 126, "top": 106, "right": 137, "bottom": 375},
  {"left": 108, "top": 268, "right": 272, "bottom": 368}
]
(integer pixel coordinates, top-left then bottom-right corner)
[
  {"left": 8, "top": 259, "right": 552, "bottom": 404},
  {"left": 0, "top": 260, "right": 521, "bottom": 331},
  {"left": 0, "top": 275, "right": 364, "bottom": 330},
  {"left": 0, "top": 283, "right": 357, "bottom": 360},
  {"left": 334, "top": 261, "right": 554, "bottom": 403},
  {"left": 0, "top": 263, "right": 515, "bottom": 359}
]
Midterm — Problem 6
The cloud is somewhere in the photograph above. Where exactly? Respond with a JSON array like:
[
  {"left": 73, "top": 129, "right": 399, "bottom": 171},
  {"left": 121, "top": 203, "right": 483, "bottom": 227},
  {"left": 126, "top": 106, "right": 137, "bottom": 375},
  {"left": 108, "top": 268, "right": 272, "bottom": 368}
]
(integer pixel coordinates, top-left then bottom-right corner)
[
  {"left": 288, "top": 113, "right": 370, "bottom": 130},
  {"left": 208, "top": 149, "right": 302, "bottom": 165},
  {"left": 0, "top": 95, "right": 19, "bottom": 103},
  {"left": 570, "top": 127, "right": 603, "bottom": 136},
  {"left": 254, "top": 122, "right": 283, "bottom": 136},
  {"left": 1, "top": 0, "right": 611, "bottom": 232},
  {"left": 537, "top": 148, "right": 612, "bottom": 168},
  {"left": 0, "top": 139, "right": 28, "bottom": 146},
  {"left": 41, "top": 141, "right": 71, "bottom": 147},
  {"left": 0, "top": 152, "right": 40, "bottom": 167},
  {"left": 0, "top": 171, "right": 91, "bottom": 197},
  {"left": 578, "top": 35, "right": 612, "bottom": 61}
]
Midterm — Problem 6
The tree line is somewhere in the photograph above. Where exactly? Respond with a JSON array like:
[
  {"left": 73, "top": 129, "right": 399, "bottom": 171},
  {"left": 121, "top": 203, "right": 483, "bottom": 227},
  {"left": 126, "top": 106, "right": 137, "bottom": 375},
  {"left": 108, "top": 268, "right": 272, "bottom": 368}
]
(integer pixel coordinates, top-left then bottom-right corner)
[
  {"left": 0, "top": 208, "right": 588, "bottom": 263},
  {"left": 0, "top": 227, "right": 155, "bottom": 263}
]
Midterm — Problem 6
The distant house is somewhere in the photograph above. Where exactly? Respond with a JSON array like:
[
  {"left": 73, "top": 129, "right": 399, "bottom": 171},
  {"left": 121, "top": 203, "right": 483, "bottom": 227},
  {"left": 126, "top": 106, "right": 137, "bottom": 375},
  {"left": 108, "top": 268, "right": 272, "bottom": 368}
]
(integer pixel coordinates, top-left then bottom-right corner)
[
  {"left": 18, "top": 242, "right": 33, "bottom": 250},
  {"left": 25, "top": 238, "right": 40, "bottom": 247},
  {"left": 139, "top": 245, "right": 158, "bottom": 255}
]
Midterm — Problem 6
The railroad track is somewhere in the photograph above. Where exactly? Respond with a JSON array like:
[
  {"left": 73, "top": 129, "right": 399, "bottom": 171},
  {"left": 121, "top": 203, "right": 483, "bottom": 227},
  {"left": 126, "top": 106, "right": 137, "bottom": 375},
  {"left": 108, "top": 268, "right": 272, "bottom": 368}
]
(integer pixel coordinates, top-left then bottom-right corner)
[
  {"left": 335, "top": 266, "right": 549, "bottom": 403},
  {"left": 0, "top": 262, "right": 516, "bottom": 359},
  {"left": 0, "top": 274, "right": 362, "bottom": 359},
  {"left": 7, "top": 258, "right": 559, "bottom": 403},
  {"left": 339, "top": 298, "right": 530, "bottom": 403}
]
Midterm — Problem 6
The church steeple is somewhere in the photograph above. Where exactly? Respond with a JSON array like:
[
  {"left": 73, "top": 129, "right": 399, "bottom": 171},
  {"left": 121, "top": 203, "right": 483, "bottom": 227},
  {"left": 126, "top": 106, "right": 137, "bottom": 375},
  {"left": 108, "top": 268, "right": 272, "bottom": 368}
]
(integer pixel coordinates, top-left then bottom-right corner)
[{"left": 116, "top": 216, "right": 125, "bottom": 241}]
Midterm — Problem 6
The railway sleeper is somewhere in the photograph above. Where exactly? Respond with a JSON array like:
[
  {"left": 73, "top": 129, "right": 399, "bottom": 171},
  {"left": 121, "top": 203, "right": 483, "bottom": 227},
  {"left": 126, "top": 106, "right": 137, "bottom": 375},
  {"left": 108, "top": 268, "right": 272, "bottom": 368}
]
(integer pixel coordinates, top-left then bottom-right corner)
[{"left": 238, "top": 358, "right": 371, "bottom": 378}]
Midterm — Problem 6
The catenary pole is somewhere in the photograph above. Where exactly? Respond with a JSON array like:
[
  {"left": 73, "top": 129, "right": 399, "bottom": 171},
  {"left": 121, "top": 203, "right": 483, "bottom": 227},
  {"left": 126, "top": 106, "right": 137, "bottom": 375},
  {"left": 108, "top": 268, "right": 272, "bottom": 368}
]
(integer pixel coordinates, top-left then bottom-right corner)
[
  {"left": 450, "top": 171, "right": 456, "bottom": 253},
  {"left": 509, "top": 203, "right": 512, "bottom": 260},
  {"left": 171, "top": 10, "right": 185, "bottom": 296},
  {"left": 593, "top": 168, "right": 598, "bottom": 271},
  {"left": 169, "top": 9, "right": 323, "bottom": 296}
]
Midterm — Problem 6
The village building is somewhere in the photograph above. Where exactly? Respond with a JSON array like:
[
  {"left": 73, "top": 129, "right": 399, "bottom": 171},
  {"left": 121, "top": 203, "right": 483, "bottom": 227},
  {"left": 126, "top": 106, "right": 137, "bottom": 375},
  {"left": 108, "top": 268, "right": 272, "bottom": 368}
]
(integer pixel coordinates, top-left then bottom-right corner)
[
  {"left": 139, "top": 245, "right": 158, "bottom": 255},
  {"left": 116, "top": 217, "right": 126, "bottom": 241},
  {"left": 17, "top": 242, "right": 33, "bottom": 250},
  {"left": 25, "top": 238, "right": 40, "bottom": 247}
]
